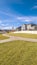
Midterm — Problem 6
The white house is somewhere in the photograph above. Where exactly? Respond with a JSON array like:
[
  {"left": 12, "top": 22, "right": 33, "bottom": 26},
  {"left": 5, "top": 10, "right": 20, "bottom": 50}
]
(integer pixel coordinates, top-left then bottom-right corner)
[{"left": 16, "top": 24, "right": 37, "bottom": 31}]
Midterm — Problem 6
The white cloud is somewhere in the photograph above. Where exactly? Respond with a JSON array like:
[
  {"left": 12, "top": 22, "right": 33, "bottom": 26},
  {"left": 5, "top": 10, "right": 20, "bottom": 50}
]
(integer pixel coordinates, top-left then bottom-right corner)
[
  {"left": 0, "top": 20, "right": 2, "bottom": 24},
  {"left": 0, "top": 10, "right": 18, "bottom": 19},
  {"left": 0, "top": 11, "right": 13, "bottom": 17},
  {"left": 31, "top": 5, "right": 37, "bottom": 9},
  {"left": 17, "top": 16, "right": 31, "bottom": 22},
  {"left": 1, "top": 24, "right": 5, "bottom": 26},
  {"left": 0, "top": 26, "right": 12, "bottom": 30},
  {"left": 3, "top": 26, "right": 12, "bottom": 30},
  {"left": 0, "top": 16, "right": 37, "bottom": 24},
  {"left": 1, "top": 23, "right": 9, "bottom": 26},
  {"left": 0, "top": 16, "right": 37, "bottom": 30},
  {"left": 17, "top": 16, "right": 37, "bottom": 23},
  {"left": 25, "top": 20, "right": 30, "bottom": 22}
]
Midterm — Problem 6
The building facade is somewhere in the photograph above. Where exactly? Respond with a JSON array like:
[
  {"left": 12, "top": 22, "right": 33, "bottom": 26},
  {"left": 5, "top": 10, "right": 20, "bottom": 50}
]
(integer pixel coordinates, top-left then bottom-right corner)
[{"left": 16, "top": 24, "right": 37, "bottom": 31}]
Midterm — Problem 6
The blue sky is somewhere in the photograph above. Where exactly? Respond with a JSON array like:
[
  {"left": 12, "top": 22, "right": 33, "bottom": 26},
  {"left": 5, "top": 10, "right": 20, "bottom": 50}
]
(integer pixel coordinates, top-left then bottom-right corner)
[{"left": 0, "top": 0, "right": 37, "bottom": 29}]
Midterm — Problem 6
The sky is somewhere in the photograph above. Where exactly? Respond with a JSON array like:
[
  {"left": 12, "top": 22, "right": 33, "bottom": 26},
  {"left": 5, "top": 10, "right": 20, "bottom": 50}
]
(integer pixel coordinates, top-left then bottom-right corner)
[{"left": 0, "top": 0, "right": 37, "bottom": 29}]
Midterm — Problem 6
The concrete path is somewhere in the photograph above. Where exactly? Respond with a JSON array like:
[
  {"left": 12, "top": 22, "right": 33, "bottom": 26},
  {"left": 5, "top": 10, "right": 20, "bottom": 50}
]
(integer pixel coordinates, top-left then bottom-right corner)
[{"left": 0, "top": 35, "right": 37, "bottom": 43}]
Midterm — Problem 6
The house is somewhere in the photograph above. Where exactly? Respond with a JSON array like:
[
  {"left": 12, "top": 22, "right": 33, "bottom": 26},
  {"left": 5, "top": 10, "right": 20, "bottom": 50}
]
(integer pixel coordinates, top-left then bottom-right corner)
[
  {"left": 0, "top": 30, "right": 7, "bottom": 34},
  {"left": 16, "top": 26, "right": 21, "bottom": 31},
  {"left": 16, "top": 24, "right": 37, "bottom": 31}
]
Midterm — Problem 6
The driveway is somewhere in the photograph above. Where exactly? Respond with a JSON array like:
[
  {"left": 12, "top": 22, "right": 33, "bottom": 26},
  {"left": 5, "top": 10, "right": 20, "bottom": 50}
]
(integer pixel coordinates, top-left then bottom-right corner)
[{"left": 0, "top": 34, "right": 37, "bottom": 43}]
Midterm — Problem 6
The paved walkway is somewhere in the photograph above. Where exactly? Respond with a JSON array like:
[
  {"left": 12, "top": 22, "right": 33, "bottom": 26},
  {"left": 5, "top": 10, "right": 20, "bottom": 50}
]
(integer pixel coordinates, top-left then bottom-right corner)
[{"left": 0, "top": 34, "right": 37, "bottom": 43}]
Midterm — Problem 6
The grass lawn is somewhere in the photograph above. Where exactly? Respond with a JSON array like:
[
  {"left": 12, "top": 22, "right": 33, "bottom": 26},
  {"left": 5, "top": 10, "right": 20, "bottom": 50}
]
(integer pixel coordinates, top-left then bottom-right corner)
[
  {"left": 0, "top": 40, "right": 37, "bottom": 65},
  {"left": 8, "top": 32, "right": 37, "bottom": 39},
  {"left": 0, "top": 34, "right": 9, "bottom": 40}
]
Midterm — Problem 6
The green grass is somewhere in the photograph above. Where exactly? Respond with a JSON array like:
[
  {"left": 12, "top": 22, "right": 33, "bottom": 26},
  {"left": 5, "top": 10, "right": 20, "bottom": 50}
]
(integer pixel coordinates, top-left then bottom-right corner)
[
  {"left": 0, "top": 34, "right": 9, "bottom": 40},
  {"left": 0, "top": 40, "right": 37, "bottom": 65},
  {"left": 8, "top": 32, "right": 37, "bottom": 39}
]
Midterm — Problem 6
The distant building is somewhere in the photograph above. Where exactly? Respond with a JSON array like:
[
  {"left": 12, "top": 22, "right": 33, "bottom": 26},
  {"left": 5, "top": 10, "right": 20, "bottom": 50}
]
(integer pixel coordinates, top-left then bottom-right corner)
[
  {"left": 16, "top": 24, "right": 37, "bottom": 31},
  {"left": 16, "top": 26, "right": 21, "bottom": 31},
  {"left": 0, "top": 29, "right": 12, "bottom": 34}
]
